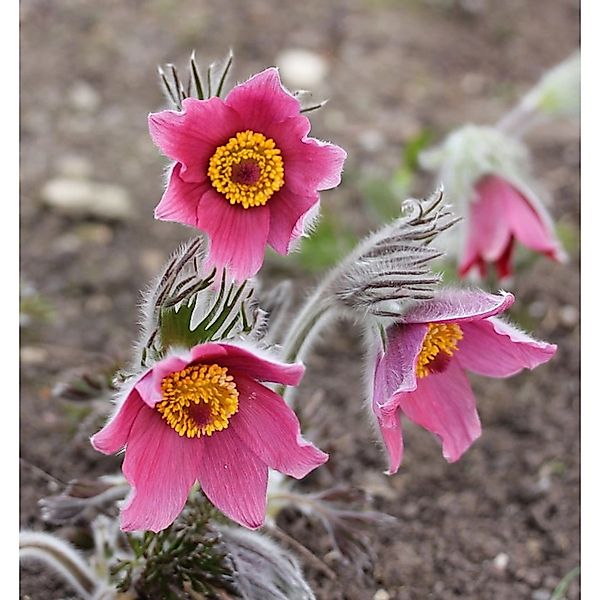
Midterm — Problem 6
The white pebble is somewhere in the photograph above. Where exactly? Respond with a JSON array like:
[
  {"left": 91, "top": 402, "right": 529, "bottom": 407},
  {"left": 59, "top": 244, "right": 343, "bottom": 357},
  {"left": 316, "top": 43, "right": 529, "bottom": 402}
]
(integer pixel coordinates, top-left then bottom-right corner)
[{"left": 277, "top": 48, "right": 328, "bottom": 89}]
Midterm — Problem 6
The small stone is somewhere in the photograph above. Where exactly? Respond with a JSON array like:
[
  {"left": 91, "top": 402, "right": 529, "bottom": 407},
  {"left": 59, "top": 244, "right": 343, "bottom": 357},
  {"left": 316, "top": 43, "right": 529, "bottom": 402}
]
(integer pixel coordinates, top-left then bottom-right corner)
[
  {"left": 68, "top": 81, "right": 101, "bottom": 112},
  {"left": 41, "top": 178, "right": 132, "bottom": 221},
  {"left": 56, "top": 155, "right": 93, "bottom": 179},
  {"left": 493, "top": 552, "right": 509, "bottom": 572},
  {"left": 373, "top": 590, "right": 391, "bottom": 600},
  {"left": 21, "top": 346, "right": 49, "bottom": 365},
  {"left": 559, "top": 304, "right": 578, "bottom": 327},
  {"left": 277, "top": 48, "right": 328, "bottom": 89},
  {"left": 531, "top": 590, "right": 551, "bottom": 600}
]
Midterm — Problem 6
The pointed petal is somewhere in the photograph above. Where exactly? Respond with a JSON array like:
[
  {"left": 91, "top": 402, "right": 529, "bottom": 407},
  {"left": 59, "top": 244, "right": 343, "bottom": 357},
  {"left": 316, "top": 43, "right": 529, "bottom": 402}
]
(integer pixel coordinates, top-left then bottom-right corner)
[
  {"left": 376, "top": 409, "right": 404, "bottom": 475},
  {"left": 214, "top": 343, "right": 304, "bottom": 385},
  {"left": 148, "top": 97, "right": 241, "bottom": 182},
  {"left": 267, "top": 117, "right": 347, "bottom": 194},
  {"left": 459, "top": 182, "right": 513, "bottom": 276},
  {"left": 154, "top": 163, "right": 214, "bottom": 228},
  {"left": 456, "top": 317, "right": 557, "bottom": 377},
  {"left": 198, "top": 429, "right": 268, "bottom": 529},
  {"left": 501, "top": 179, "right": 565, "bottom": 258},
  {"left": 225, "top": 68, "right": 301, "bottom": 131},
  {"left": 267, "top": 187, "right": 319, "bottom": 254},
  {"left": 373, "top": 324, "right": 425, "bottom": 409},
  {"left": 90, "top": 390, "right": 143, "bottom": 454},
  {"left": 120, "top": 407, "right": 201, "bottom": 532},
  {"left": 397, "top": 361, "right": 481, "bottom": 463},
  {"left": 195, "top": 192, "right": 270, "bottom": 280},
  {"left": 134, "top": 353, "right": 190, "bottom": 408},
  {"left": 230, "top": 374, "right": 327, "bottom": 479},
  {"left": 399, "top": 289, "right": 514, "bottom": 325},
  {"left": 370, "top": 324, "right": 425, "bottom": 474}
]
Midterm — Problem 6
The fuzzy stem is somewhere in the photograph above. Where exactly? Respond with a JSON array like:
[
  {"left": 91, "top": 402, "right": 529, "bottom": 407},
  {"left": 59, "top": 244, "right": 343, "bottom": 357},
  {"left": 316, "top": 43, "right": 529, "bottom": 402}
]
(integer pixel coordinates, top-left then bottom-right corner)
[
  {"left": 496, "top": 100, "right": 546, "bottom": 138},
  {"left": 277, "top": 282, "right": 332, "bottom": 404},
  {"left": 20, "top": 531, "right": 100, "bottom": 599}
]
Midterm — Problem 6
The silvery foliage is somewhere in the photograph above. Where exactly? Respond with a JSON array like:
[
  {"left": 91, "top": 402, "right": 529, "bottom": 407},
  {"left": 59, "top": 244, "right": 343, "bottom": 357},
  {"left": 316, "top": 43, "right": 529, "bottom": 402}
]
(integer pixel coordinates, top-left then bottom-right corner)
[
  {"left": 20, "top": 524, "right": 120, "bottom": 600},
  {"left": 135, "top": 236, "right": 265, "bottom": 371},
  {"left": 217, "top": 525, "right": 315, "bottom": 600},
  {"left": 331, "top": 187, "right": 458, "bottom": 319}
]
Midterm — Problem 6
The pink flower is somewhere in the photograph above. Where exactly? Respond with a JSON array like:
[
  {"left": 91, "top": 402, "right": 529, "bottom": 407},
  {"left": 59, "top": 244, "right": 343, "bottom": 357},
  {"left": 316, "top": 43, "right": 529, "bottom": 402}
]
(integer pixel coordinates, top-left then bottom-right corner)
[
  {"left": 148, "top": 68, "right": 347, "bottom": 280},
  {"left": 91, "top": 342, "right": 328, "bottom": 531},
  {"left": 459, "top": 175, "right": 565, "bottom": 279},
  {"left": 371, "top": 288, "right": 557, "bottom": 474}
]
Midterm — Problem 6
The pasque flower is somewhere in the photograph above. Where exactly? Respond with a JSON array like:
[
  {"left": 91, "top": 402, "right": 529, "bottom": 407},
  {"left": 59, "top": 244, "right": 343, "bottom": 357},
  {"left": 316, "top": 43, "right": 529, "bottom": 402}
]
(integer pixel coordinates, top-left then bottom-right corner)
[
  {"left": 369, "top": 288, "right": 556, "bottom": 474},
  {"left": 420, "top": 125, "right": 565, "bottom": 279},
  {"left": 149, "top": 68, "right": 346, "bottom": 280},
  {"left": 91, "top": 342, "right": 328, "bottom": 531},
  {"left": 459, "top": 174, "right": 565, "bottom": 279}
]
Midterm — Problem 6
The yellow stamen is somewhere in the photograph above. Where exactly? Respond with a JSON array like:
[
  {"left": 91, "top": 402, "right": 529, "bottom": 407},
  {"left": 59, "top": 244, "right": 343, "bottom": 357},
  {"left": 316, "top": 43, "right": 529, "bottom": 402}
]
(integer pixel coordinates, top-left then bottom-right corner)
[
  {"left": 207, "top": 130, "right": 285, "bottom": 209},
  {"left": 416, "top": 322, "right": 463, "bottom": 378},
  {"left": 156, "top": 364, "right": 239, "bottom": 437}
]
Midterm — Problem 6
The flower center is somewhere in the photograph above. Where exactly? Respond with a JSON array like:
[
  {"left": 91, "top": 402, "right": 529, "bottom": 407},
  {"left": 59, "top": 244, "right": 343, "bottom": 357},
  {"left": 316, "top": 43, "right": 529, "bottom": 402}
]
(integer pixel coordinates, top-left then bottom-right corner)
[
  {"left": 207, "top": 130, "right": 285, "bottom": 209},
  {"left": 416, "top": 323, "right": 463, "bottom": 378},
  {"left": 156, "top": 364, "right": 239, "bottom": 437}
]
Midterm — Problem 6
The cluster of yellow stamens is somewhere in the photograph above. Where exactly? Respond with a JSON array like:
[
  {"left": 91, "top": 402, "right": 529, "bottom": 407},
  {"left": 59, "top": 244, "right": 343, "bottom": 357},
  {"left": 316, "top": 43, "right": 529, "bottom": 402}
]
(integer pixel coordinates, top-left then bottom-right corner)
[
  {"left": 416, "top": 322, "right": 463, "bottom": 378},
  {"left": 207, "top": 130, "right": 285, "bottom": 209},
  {"left": 156, "top": 364, "right": 239, "bottom": 437}
]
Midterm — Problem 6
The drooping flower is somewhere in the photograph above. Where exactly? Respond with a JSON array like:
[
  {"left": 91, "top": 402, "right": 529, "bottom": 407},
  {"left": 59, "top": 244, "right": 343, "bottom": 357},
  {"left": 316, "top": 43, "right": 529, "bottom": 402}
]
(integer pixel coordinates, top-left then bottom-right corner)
[
  {"left": 148, "top": 68, "right": 347, "bottom": 280},
  {"left": 459, "top": 174, "right": 565, "bottom": 279},
  {"left": 369, "top": 288, "right": 556, "bottom": 474},
  {"left": 91, "top": 342, "right": 328, "bottom": 531},
  {"left": 419, "top": 125, "right": 566, "bottom": 280}
]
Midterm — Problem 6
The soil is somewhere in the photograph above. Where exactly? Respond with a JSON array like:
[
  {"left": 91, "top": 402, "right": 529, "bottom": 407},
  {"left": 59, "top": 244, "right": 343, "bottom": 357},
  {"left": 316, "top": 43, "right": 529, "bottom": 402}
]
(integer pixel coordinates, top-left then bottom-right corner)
[{"left": 20, "top": 0, "right": 580, "bottom": 598}]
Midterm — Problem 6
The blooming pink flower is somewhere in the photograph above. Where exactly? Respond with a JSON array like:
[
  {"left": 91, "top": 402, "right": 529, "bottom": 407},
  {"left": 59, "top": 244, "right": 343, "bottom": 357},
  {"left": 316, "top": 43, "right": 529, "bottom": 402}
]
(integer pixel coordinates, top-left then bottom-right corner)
[
  {"left": 91, "top": 342, "right": 328, "bottom": 531},
  {"left": 371, "top": 288, "right": 556, "bottom": 474},
  {"left": 459, "top": 175, "right": 565, "bottom": 279},
  {"left": 148, "top": 68, "right": 347, "bottom": 280}
]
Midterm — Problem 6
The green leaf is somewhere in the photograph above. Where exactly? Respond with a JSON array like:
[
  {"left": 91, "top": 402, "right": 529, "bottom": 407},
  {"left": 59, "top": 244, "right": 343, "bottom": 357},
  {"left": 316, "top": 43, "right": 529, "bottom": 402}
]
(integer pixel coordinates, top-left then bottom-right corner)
[{"left": 159, "top": 301, "right": 201, "bottom": 350}]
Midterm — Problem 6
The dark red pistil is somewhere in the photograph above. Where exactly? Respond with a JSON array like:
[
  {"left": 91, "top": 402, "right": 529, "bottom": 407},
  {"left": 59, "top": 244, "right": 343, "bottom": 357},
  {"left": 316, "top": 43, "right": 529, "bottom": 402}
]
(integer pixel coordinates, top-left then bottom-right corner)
[
  {"left": 188, "top": 402, "right": 212, "bottom": 427},
  {"left": 231, "top": 159, "right": 261, "bottom": 186},
  {"left": 426, "top": 352, "right": 452, "bottom": 375}
]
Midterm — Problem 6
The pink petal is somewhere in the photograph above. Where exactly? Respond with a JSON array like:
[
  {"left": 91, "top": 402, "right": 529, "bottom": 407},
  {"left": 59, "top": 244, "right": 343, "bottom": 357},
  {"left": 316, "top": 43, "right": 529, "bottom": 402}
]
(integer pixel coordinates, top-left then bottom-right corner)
[
  {"left": 154, "top": 163, "right": 214, "bottom": 228},
  {"left": 230, "top": 374, "right": 327, "bottom": 479},
  {"left": 459, "top": 182, "right": 513, "bottom": 276},
  {"left": 267, "top": 117, "right": 347, "bottom": 195},
  {"left": 197, "top": 429, "right": 268, "bottom": 529},
  {"left": 371, "top": 324, "right": 425, "bottom": 474},
  {"left": 459, "top": 175, "right": 565, "bottom": 277},
  {"left": 400, "top": 288, "right": 514, "bottom": 325},
  {"left": 500, "top": 179, "right": 564, "bottom": 258},
  {"left": 120, "top": 406, "right": 201, "bottom": 532},
  {"left": 90, "top": 390, "right": 143, "bottom": 454},
  {"left": 225, "top": 68, "right": 301, "bottom": 131},
  {"left": 375, "top": 409, "right": 404, "bottom": 475},
  {"left": 134, "top": 353, "right": 190, "bottom": 408},
  {"left": 396, "top": 360, "right": 481, "bottom": 463},
  {"left": 456, "top": 317, "right": 557, "bottom": 378},
  {"left": 215, "top": 343, "right": 305, "bottom": 385},
  {"left": 373, "top": 324, "right": 425, "bottom": 411},
  {"left": 148, "top": 97, "right": 241, "bottom": 183},
  {"left": 195, "top": 191, "right": 270, "bottom": 281},
  {"left": 267, "top": 187, "right": 319, "bottom": 254}
]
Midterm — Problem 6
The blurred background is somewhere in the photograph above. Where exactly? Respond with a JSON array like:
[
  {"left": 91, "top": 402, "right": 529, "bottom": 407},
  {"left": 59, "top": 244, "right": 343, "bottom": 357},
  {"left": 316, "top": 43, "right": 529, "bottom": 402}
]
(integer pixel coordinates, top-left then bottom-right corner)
[{"left": 20, "top": 1, "right": 580, "bottom": 598}]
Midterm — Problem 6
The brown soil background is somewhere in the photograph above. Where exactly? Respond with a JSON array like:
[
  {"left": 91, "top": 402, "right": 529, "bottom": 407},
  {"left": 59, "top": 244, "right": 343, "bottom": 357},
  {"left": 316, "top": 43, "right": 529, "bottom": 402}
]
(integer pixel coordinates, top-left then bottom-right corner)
[{"left": 20, "top": 1, "right": 580, "bottom": 598}]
